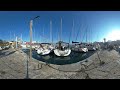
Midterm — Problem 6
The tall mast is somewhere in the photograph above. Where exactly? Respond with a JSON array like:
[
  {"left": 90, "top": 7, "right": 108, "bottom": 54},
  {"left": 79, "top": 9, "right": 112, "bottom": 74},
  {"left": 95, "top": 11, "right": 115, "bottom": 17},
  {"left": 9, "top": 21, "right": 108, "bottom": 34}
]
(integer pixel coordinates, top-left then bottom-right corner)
[
  {"left": 80, "top": 24, "right": 83, "bottom": 43},
  {"left": 50, "top": 20, "right": 52, "bottom": 43},
  {"left": 60, "top": 17, "right": 62, "bottom": 41},
  {"left": 32, "top": 28, "right": 34, "bottom": 42},
  {"left": 34, "top": 28, "right": 35, "bottom": 42},
  {"left": 72, "top": 19, "right": 74, "bottom": 42},
  {"left": 88, "top": 26, "right": 89, "bottom": 43},
  {"left": 58, "top": 18, "right": 62, "bottom": 50},
  {"left": 43, "top": 27, "right": 45, "bottom": 41},
  {"left": 86, "top": 26, "right": 87, "bottom": 43},
  {"left": 91, "top": 28, "right": 93, "bottom": 43},
  {"left": 57, "top": 28, "right": 60, "bottom": 41}
]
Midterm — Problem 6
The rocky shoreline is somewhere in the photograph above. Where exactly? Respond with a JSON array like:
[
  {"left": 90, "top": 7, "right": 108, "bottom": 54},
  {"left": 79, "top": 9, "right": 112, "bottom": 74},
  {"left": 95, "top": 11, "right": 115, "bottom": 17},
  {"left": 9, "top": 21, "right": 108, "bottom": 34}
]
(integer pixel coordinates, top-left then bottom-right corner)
[{"left": 0, "top": 48, "right": 120, "bottom": 79}]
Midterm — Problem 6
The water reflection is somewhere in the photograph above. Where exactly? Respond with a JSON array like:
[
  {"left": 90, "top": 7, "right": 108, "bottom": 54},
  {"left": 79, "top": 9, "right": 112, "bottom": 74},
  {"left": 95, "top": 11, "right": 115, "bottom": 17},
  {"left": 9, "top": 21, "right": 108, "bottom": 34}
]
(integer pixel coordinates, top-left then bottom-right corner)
[
  {"left": 32, "top": 50, "right": 95, "bottom": 65},
  {"left": 22, "top": 49, "right": 95, "bottom": 65}
]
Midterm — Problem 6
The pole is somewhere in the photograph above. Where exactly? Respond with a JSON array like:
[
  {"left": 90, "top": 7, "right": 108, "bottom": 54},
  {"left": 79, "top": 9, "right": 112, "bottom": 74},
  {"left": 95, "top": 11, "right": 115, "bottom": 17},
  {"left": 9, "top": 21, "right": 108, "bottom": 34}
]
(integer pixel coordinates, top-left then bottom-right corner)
[
  {"left": 25, "top": 19, "right": 33, "bottom": 79},
  {"left": 30, "top": 20, "right": 33, "bottom": 62},
  {"left": 50, "top": 20, "right": 52, "bottom": 43},
  {"left": 26, "top": 16, "right": 39, "bottom": 79},
  {"left": 72, "top": 19, "right": 74, "bottom": 42},
  {"left": 60, "top": 18, "right": 62, "bottom": 41}
]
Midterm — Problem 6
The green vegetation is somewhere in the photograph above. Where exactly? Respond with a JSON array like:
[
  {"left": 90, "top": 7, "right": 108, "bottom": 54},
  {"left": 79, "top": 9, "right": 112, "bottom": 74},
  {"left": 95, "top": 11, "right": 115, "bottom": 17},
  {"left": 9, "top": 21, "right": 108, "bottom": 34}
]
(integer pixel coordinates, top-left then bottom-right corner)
[{"left": 0, "top": 39, "right": 9, "bottom": 46}]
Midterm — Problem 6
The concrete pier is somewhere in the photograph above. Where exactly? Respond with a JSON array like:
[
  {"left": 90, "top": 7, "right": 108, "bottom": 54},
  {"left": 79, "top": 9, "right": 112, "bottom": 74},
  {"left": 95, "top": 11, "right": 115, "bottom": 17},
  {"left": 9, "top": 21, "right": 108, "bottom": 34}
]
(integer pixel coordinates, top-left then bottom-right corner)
[{"left": 0, "top": 48, "right": 120, "bottom": 79}]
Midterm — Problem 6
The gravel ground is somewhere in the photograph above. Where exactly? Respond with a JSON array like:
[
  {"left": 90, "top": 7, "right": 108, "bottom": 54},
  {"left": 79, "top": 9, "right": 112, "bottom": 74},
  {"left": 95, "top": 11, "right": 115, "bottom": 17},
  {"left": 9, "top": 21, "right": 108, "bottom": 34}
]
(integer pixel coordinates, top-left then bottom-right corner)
[{"left": 0, "top": 48, "right": 120, "bottom": 79}]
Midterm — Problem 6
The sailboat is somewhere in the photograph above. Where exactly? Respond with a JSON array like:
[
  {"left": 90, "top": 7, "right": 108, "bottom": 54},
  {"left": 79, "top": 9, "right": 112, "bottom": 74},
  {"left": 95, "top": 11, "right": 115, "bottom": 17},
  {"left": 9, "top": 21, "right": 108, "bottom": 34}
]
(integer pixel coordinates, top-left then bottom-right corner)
[
  {"left": 86, "top": 44, "right": 96, "bottom": 51},
  {"left": 37, "top": 20, "right": 54, "bottom": 55},
  {"left": 48, "top": 20, "right": 55, "bottom": 53},
  {"left": 71, "top": 20, "right": 88, "bottom": 53},
  {"left": 72, "top": 42, "right": 88, "bottom": 53},
  {"left": 54, "top": 18, "right": 71, "bottom": 57},
  {"left": 37, "top": 43, "right": 51, "bottom": 55},
  {"left": 85, "top": 26, "right": 96, "bottom": 51}
]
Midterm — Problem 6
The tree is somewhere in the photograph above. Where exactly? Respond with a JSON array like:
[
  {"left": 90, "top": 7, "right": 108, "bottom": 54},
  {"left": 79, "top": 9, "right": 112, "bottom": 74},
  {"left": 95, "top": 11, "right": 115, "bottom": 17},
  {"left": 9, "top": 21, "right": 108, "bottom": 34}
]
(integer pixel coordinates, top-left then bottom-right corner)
[{"left": 0, "top": 39, "right": 3, "bottom": 43}]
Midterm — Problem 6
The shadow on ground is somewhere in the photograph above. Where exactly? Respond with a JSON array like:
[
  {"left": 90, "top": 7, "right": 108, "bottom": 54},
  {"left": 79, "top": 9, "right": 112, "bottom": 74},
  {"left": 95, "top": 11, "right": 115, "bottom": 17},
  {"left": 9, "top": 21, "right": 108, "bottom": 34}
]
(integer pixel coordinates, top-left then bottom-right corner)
[{"left": 0, "top": 51, "right": 16, "bottom": 58}]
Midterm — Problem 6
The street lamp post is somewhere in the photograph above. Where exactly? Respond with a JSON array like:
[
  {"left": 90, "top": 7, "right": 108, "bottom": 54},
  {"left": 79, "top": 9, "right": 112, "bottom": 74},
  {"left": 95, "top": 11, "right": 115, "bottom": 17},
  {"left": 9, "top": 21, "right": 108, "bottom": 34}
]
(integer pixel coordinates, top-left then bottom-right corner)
[
  {"left": 25, "top": 16, "right": 40, "bottom": 79},
  {"left": 30, "top": 20, "right": 33, "bottom": 63},
  {"left": 29, "top": 16, "right": 40, "bottom": 62}
]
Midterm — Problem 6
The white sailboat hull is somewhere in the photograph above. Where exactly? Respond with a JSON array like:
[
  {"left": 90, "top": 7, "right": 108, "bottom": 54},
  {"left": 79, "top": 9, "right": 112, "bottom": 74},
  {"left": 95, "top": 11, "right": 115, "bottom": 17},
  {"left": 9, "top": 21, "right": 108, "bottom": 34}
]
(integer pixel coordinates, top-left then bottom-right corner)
[
  {"left": 0, "top": 47, "right": 2, "bottom": 50},
  {"left": 21, "top": 44, "right": 27, "bottom": 49},
  {"left": 72, "top": 47, "right": 88, "bottom": 53},
  {"left": 37, "top": 49, "right": 51, "bottom": 55},
  {"left": 87, "top": 47, "right": 96, "bottom": 51},
  {"left": 54, "top": 49, "right": 71, "bottom": 56},
  {"left": 81, "top": 48, "right": 88, "bottom": 52}
]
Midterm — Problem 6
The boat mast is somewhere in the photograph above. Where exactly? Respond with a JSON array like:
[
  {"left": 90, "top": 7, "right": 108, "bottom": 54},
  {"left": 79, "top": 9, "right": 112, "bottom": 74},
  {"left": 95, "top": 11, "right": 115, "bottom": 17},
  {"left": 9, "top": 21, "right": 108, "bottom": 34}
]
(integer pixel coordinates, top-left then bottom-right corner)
[
  {"left": 59, "top": 17, "right": 62, "bottom": 50},
  {"left": 86, "top": 26, "right": 87, "bottom": 44},
  {"left": 50, "top": 20, "right": 52, "bottom": 44},
  {"left": 43, "top": 27, "right": 44, "bottom": 43},
  {"left": 34, "top": 28, "right": 35, "bottom": 42},
  {"left": 72, "top": 19, "right": 74, "bottom": 42},
  {"left": 69, "top": 20, "right": 73, "bottom": 44},
  {"left": 60, "top": 17, "right": 62, "bottom": 41},
  {"left": 80, "top": 24, "right": 83, "bottom": 43},
  {"left": 58, "top": 28, "right": 60, "bottom": 42},
  {"left": 91, "top": 28, "right": 93, "bottom": 43},
  {"left": 75, "top": 24, "right": 80, "bottom": 42}
]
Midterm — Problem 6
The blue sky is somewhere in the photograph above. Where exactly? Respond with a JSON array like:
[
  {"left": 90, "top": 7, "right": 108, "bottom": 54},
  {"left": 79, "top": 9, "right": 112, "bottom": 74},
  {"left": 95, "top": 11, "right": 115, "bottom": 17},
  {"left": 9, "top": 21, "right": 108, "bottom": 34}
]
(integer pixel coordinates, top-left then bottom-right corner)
[{"left": 0, "top": 11, "right": 120, "bottom": 43}]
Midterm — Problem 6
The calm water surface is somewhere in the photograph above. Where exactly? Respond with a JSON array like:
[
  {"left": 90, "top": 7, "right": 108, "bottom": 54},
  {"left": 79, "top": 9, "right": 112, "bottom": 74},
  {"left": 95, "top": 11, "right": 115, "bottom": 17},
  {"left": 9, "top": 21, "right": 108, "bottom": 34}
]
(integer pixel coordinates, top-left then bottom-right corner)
[{"left": 23, "top": 49, "right": 95, "bottom": 65}]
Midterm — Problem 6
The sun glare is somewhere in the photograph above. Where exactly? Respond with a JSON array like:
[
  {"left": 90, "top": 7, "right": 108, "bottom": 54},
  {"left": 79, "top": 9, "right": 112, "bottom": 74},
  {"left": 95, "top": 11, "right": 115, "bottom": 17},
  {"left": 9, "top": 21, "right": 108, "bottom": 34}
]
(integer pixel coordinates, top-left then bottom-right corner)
[{"left": 106, "top": 30, "right": 120, "bottom": 41}]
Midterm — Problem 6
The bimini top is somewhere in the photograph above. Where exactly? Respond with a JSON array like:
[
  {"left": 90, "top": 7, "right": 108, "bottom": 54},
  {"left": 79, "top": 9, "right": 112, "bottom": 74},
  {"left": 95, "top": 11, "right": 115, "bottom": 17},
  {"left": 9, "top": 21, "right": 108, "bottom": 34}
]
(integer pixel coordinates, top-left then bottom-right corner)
[
  {"left": 56, "top": 41, "right": 69, "bottom": 44},
  {"left": 72, "top": 41, "right": 79, "bottom": 43}
]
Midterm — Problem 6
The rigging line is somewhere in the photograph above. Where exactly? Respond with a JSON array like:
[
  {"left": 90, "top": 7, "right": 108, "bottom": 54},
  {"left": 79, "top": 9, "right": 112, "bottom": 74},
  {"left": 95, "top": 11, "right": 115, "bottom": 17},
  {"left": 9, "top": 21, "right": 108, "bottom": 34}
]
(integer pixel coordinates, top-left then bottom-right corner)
[
  {"left": 91, "top": 24, "right": 93, "bottom": 43},
  {"left": 79, "top": 23, "right": 84, "bottom": 43},
  {"left": 81, "top": 26, "right": 86, "bottom": 42},
  {"left": 89, "top": 25, "right": 91, "bottom": 43},
  {"left": 86, "top": 25, "right": 88, "bottom": 43},
  {"left": 40, "top": 35, "right": 49, "bottom": 42},
  {"left": 60, "top": 17, "right": 62, "bottom": 41},
  {"left": 87, "top": 24, "right": 90, "bottom": 43},
  {"left": 90, "top": 25, "right": 92, "bottom": 43},
  {"left": 71, "top": 19, "right": 74, "bottom": 42},
  {"left": 69, "top": 21, "right": 72, "bottom": 44},
  {"left": 50, "top": 20, "right": 52, "bottom": 43},
  {"left": 75, "top": 22, "right": 82, "bottom": 42},
  {"left": 68, "top": 28, "right": 72, "bottom": 48},
  {"left": 80, "top": 21, "right": 86, "bottom": 43}
]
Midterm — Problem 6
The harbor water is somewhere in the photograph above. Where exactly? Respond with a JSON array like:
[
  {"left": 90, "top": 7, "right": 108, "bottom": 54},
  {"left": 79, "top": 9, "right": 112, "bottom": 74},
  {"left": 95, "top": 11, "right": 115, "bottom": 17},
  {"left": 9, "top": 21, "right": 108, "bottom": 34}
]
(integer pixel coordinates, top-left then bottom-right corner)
[{"left": 23, "top": 49, "right": 95, "bottom": 65}]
